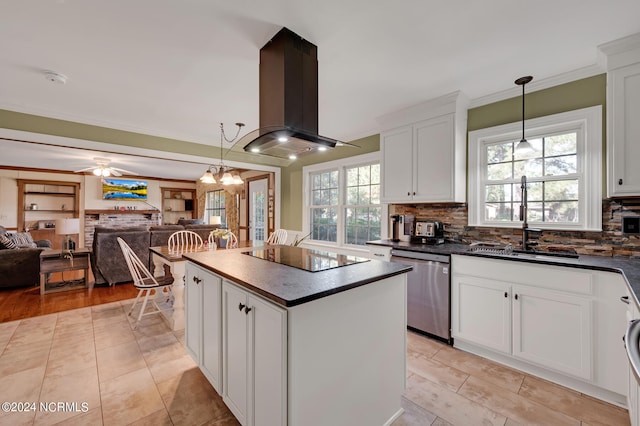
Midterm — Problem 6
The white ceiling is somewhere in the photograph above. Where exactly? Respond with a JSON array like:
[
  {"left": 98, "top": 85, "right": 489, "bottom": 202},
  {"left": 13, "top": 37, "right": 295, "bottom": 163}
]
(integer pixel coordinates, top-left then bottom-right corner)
[{"left": 1, "top": 0, "right": 639, "bottom": 179}]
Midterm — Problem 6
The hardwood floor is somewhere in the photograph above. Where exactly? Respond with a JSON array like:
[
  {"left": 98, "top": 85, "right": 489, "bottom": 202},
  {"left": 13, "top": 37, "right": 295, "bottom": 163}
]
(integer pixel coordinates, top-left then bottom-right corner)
[{"left": 0, "top": 282, "right": 138, "bottom": 323}]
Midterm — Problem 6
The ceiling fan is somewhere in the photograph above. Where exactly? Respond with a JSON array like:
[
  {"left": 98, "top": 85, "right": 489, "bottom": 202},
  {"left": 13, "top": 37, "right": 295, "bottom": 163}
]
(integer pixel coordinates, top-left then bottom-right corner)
[{"left": 74, "top": 157, "right": 138, "bottom": 177}]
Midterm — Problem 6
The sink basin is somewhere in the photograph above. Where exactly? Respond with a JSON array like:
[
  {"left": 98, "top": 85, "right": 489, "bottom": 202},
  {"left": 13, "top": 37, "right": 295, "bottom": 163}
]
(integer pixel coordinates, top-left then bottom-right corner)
[{"left": 468, "top": 246, "right": 580, "bottom": 262}]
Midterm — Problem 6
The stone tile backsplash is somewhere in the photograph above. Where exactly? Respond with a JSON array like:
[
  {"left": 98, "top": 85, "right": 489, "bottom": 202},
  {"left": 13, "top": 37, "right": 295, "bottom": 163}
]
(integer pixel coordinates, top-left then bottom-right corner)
[{"left": 391, "top": 198, "right": 640, "bottom": 257}]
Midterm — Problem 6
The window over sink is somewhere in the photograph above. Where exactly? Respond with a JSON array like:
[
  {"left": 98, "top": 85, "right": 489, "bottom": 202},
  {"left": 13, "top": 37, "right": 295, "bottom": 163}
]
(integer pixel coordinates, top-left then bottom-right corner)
[{"left": 468, "top": 106, "right": 602, "bottom": 231}]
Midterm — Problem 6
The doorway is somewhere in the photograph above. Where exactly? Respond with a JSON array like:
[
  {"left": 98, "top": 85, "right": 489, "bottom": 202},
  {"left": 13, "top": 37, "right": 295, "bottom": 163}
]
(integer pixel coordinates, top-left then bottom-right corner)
[{"left": 248, "top": 178, "right": 268, "bottom": 244}]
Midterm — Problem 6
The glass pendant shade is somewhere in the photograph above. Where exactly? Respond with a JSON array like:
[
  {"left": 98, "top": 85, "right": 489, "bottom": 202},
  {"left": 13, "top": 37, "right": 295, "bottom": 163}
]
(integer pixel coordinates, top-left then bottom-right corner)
[
  {"left": 200, "top": 169, "right": 216, "bottom": 184},
  {"left": 515, "top": 76, "right": 534, "bottom": 153}
]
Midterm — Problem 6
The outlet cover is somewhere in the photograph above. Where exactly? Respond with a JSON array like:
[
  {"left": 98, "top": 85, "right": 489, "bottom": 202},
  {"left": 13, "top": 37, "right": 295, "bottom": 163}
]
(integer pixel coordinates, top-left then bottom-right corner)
[{"left": 623, "top": 216, "right": 640, "bottom": 234}]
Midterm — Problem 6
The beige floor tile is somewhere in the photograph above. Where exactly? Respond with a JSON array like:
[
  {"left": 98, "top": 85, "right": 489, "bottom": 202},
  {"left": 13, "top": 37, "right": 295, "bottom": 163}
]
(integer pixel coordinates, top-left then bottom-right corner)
[
  {"left": 51, "top": 407, "right": 103, "bottom": 426},
  {"left": 0, "top": 320, "right": 20, "bottom": 353},
  {"left": 433, "top": 345, "right": 525, "bottom": 393},
  {"left": 156, "top": 367, "right": 232, "bottom": 425},
  {"left": 0, "top": 339, "right": 51, "bottom": 376},
  {"left": 407, "top": 331, "right": 445, "bottom": 358},
  {"left": 100, "top": 367, "right": 165, "bottom": 426},
  {"left": 173, "top": 329, "right": 186, "bottom": 346},
  {"left": 138, "top": 332, "right": 184, "bottom": 365},
  {"left": 55, "top": 307, "right": 92, "bottom": 326},
  {"left": 202, "top": 417, "right": 241, "bottom": 426},
  {"left": 52, "top": 319, "right": 94, "bottom": 343},
  {"left": 458, "top": 375, "right": 580, "bottom": 426},
  {"left": 404, "top": 373, "right": 506, "bottom": 426},
  {"left": 93, "top": 318, "right": 136, "bottom": 351},
  {"left": 391, "top": 396, "right": 438, "bottom": 425},
  {"left": 407, "top": 353, "right": 469, "bottom": 393},
  {"left": 0, "top": 366, "right": 46, "bottom": 425},
  {"left": 96, "top": 340, "right": 146, "bottom": 382},
  {"left": 431, "top": 418, "right": 454, "bottom": 426},
  {"left": 8, "top": 314, "right": 57, "bottom": 346},
  {"left": 127, "top": 408, "right": 173, "bottom": 426},
  {"left": 46, "top": 338, "right": 96, "bottom": 378},
  {"left": 35, "top": 366, "right": 101, "bottom": 426},
  {"left": 148, "top": 353, "right": 198, "bottom": 385},
  {"left": 518, "top": 375, "right": 630, "bottom": 426},
  {"left": 131, "top": 316, "right": 173, "bottom": 340}
]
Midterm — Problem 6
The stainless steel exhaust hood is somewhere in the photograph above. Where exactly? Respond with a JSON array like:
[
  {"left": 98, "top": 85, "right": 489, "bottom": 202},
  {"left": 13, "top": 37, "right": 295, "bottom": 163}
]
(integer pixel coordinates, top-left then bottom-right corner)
[{"left": 241, "top": 27, "right": 357, "bottom": 159}]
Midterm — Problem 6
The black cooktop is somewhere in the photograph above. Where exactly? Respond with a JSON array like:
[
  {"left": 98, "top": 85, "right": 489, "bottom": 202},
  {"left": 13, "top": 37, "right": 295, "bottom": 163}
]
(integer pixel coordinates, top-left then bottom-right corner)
[{"left": 242, "top": 246, "right": 370, "bottom": 272}]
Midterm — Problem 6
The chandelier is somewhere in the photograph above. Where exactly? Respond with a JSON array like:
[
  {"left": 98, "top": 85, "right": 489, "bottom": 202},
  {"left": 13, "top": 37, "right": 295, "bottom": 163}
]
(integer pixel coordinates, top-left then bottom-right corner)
[{"left": 200, "top": 122, "right": 245, "bottom": 185}]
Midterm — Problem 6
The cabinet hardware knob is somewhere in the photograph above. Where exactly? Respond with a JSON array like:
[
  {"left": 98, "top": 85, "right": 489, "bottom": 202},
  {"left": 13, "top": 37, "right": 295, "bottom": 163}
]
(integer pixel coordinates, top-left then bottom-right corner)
[
  {"left": 504, "top": 292, "right": 508, "bottom": 298},
  {"left": 619, "top": 178, "right": 623, "bottom": 185},
  {"left": 515, "top": 294, "right": 518, "bottom": 300},
  {"left": 413, "top": 192, "right": 416, "bottom": 196},
  {"left": 244, "top": 306, "right": 252, "bottom": 314},
  {"left": 621, "top": 296, "right": 630, "bottom": 304},
  {"left": 238, "top": 302, "right": 246, "bottom": 311},
  {"left": 193, "top": 276, "right": 202, "bottom": 284},
  {"left": 407, "top": 192, "right": 410, "bottom": 196}
]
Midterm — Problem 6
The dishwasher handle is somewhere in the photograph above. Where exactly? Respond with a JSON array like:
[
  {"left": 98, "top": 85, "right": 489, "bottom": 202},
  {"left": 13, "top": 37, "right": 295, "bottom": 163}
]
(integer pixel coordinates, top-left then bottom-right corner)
[{"left": 625, "top": 319, "right": 640, "bottom": 382}]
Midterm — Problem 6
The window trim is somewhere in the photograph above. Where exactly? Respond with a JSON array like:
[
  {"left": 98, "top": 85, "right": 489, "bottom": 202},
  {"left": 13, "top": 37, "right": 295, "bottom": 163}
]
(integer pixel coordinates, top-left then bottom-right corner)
[
  {"left": 303, "top": 151, "right": 383, "bottom": 248},
  {"left": 468, "top": 105, "right": 602, "bottom": 231}
]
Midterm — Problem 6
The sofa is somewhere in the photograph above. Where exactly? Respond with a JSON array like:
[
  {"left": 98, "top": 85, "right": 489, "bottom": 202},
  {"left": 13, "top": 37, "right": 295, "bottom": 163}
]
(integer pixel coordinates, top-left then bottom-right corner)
[
  {"left": 0, "top": 225, "right": 52, "bottom": 288},
  {"left": 91, "top": 223, "right": 220, "bottom": 285}
]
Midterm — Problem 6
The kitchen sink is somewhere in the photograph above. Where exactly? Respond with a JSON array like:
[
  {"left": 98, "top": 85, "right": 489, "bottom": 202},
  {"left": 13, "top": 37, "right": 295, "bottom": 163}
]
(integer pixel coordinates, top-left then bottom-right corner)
[{"left": 468, "top": 245, "right": 580, "bottom": 262}]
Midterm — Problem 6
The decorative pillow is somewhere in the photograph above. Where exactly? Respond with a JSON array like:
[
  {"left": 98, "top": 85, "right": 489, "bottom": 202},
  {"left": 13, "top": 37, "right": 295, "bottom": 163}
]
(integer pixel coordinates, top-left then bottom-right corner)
[
  {"left": 9, "top": 232, "right": 37, "bottom": 248},
  {"left": 0, "top": 234, "right": 18, "bottom": 249}
]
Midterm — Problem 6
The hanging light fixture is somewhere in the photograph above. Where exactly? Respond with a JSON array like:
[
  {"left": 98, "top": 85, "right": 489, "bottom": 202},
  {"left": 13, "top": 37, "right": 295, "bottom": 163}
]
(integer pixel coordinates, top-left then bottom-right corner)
[
  {"left": 199, "top": 122, "right": 245, "bottom": 185},
  {"left": 515, "top": 76, "right": 534, "bottom": 153}
]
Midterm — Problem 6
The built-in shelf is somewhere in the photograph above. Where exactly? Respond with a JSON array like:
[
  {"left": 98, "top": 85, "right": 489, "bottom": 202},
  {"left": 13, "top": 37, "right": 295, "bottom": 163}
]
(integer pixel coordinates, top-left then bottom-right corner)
[{"left": 161, "top": 187, "right": 196, "bottom": 225}]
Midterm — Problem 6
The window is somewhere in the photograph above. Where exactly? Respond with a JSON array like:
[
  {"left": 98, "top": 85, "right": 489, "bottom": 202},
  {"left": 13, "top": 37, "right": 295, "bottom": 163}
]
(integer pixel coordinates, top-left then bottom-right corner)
[
  {"left": 468, "top": 106, "right": 602, "bottom": 231},
  {"left": 205, "top": 189, "right": 226, "bottom": 227},
  {"left": 304, "top": 152, "right": 381, "bottom": 246}
]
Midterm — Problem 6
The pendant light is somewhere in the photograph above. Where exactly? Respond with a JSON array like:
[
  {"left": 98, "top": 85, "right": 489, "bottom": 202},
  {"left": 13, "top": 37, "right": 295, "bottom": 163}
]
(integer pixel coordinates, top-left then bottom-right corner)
[
  {"left": 199, "top": 122, "right": 245, "bottom": 185},
  {"left": 515, "top": 76, "right": 534, "bottom": 153}
]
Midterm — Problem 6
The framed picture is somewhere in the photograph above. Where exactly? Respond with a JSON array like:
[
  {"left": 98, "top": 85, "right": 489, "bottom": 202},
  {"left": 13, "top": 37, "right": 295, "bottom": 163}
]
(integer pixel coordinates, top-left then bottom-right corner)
[{"left": 102, "top": 178, "right": 148, "bottom": 200}]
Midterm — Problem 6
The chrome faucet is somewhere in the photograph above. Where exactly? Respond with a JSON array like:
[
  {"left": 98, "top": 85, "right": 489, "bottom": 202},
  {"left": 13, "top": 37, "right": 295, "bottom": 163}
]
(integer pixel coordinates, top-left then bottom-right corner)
[{"left": 519, "top": 175, "right": 540, "bottom": 251}]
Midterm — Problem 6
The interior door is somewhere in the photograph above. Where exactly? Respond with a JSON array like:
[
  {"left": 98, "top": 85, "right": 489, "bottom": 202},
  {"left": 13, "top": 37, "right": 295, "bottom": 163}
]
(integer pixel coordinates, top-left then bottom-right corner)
[{"left": 249, "top": 178, "right": 268, "bottom": 244}]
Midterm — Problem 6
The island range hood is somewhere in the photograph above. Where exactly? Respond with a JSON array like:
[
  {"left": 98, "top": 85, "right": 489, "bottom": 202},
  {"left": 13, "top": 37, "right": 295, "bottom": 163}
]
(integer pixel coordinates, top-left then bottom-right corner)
[{"left": 241, "top": 27, "right": 357, "bottom": 159}]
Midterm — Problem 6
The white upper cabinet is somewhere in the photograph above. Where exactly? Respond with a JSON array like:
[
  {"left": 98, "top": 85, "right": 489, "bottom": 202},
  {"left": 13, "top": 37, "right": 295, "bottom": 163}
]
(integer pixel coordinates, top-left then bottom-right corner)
[
  {"left": 379, "top": 91, "right": 468, "bottom": 203},
  {"left": 599, "top": 33, "right": 640, "bottom": 197}
]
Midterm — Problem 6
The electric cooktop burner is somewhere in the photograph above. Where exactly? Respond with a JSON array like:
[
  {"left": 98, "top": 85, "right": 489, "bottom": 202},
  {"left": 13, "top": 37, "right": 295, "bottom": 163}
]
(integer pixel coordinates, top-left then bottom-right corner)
[{"left": 242, "top": 246, "right": 370, "bottom": 272}]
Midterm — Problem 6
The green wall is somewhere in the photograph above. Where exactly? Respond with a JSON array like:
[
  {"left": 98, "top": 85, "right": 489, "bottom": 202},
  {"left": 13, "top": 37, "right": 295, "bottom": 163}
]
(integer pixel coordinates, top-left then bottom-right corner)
[{"left": 280, "top": 134, "right": 380, "bottom": 230}]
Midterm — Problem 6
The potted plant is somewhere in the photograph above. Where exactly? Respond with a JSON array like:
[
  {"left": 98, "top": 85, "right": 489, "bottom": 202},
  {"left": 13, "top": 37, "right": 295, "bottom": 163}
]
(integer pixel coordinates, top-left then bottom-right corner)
[{"left": 210, "top": 228, "right": 230, "bottom": 248}]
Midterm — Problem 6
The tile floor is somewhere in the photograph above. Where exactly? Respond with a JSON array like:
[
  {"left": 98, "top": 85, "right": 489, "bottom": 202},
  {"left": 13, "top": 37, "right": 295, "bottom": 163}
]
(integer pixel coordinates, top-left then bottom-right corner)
[{"left": 0, "top": 300, "right": 631, "bottom": 425}]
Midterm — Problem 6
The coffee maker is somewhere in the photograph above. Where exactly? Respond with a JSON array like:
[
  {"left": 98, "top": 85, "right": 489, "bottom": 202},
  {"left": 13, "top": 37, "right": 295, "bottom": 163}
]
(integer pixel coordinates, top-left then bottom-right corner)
[
  {"left": 389, "top": 214, "right": 414, "bottom": 242},
  {"left": 412, "top": 219, "right": 444, "bottom": 244}
]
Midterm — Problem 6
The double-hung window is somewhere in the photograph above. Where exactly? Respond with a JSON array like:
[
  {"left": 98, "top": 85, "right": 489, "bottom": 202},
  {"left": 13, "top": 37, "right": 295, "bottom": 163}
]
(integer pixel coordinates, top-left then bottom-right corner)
[
  {"left": 304, "top": 152, "right": 381, "bottom": 246},
  {"left": 204, "top": 189, "right": 226, "bottom": 227},
  {"left": 468, "top": 106, "right": 602, "bottom": 231}
]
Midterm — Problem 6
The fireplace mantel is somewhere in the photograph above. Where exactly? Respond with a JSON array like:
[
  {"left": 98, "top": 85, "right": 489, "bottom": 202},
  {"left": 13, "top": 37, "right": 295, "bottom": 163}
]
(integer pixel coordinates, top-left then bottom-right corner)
[{"left": 85, "top": 209, "right": 159, "bottom": 215}]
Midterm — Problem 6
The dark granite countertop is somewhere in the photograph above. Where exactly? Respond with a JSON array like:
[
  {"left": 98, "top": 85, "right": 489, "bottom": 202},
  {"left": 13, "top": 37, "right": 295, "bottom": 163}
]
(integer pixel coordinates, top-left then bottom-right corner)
[
  {"left": 367, "top": 239, "right": 640, "bottom": 306},
  {"left": 182, "top": 246, "right": 412, "bottom": 308}
]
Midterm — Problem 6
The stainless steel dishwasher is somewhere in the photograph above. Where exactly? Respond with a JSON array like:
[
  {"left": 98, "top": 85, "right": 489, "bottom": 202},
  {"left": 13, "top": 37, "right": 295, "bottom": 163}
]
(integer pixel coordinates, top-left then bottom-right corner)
[{"left": 390, "top": 249, "right": 451, "bottom": 344}]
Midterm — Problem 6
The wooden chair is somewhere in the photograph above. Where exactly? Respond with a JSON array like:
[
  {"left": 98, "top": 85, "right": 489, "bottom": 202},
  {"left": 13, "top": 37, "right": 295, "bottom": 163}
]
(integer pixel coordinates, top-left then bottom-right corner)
[
  {"left": 207, "top": 230, "right": 238, "bottom": 249},
  {"left": 225, "top": 231, "right": 238, "bottom": 249},
  {"left": 168, "top": 230, "right": 203, "bottom": 251},
  {"left": 117, "top": 237, "right": 174, "bottom": 328},
  {"left": 266, "top": 229, "right": 288, "bottom": 245}
]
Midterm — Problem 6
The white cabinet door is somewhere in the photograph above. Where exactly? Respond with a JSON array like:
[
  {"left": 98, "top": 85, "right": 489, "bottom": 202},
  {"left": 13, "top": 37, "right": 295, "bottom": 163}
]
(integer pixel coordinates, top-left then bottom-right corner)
[
  {"left": 201, "top": 272, "right": 222, "bottom": 393},
  {"left": 223, "top": 282, "right": 249, "bottom": 425},
  {"left": 222, "top": 282, "right": 287, "bottom": 426},
  {"left": 381, "top": 125, "right": 414, "bottom": 203},
  {"left": 451, "top": 275, "right": 511, "bottom": 354},
  {"left": 608, "top": 62, "right": 640, "bottom": 196},
  {"left": 512, "top": 285, "right": 592, "bottom": 380},
  {"left": 249, "top": 294, "right": 287, "bottom": 426},
  {"left": 184, "top": 264, "right": 202, "bottom": 362},
  {"left": 413, "top": 115, "right": 456, "bottom": 201}
]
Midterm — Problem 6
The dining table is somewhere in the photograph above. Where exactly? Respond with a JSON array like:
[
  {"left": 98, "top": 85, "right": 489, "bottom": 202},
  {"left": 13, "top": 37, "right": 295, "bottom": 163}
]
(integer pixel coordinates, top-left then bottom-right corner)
[{"left": 149, "top": 244, "right": 213, "bottom": 330}]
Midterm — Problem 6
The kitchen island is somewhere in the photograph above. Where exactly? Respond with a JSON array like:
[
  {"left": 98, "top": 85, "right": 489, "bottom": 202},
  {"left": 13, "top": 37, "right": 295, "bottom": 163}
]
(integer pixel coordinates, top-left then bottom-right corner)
[{"left": 182, "top": 246, "right": 412, "bottom": 426}]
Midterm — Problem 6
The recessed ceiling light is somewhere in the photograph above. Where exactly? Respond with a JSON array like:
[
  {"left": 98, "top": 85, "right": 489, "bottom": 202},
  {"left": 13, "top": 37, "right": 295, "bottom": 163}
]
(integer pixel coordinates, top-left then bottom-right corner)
[
  {"left": 44, "top": 71, "right": 68, "bottom": 84},
  {"left": 251, "top": 148, "right": 260, "bottom": 153},
  {"left": 288, "top": 154, "right": 297, "bottom": 160},
  {"left": 278, "top": 136, "right": 288, "bottom": 143},
  {"left": 318, "top": 146, "right": 327, "bottom": 151}
]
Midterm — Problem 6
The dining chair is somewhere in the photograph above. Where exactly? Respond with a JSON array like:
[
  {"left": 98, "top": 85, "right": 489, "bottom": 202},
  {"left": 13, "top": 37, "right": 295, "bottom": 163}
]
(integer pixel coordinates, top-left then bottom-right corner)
[
  {"left": 266, "top": 229, "right": 288, "bottom": 245},
  {"left": 226, "top": 231, "right": 238, "bottom": 249},
  {"left": 168, "top": 230, "right": 204, "bottom": 251},
  {"left": 117, "top": 237, "right": 174, "bottom": 328}
]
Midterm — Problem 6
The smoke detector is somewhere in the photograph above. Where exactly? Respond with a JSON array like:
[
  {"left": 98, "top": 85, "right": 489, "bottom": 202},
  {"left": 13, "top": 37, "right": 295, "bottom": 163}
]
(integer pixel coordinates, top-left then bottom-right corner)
[{"left": 44, "top": 71, "right": 68, "bottom": 84}]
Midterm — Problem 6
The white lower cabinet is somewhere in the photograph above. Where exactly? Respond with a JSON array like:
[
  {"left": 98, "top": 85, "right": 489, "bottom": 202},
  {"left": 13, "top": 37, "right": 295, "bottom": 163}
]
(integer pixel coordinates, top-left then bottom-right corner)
[
  {"left": 627, "top": 292, "right": 640, "bottom": 426},
  {"left": 185, "top": 263, "right": 222, "bottom": 392},
  {"left": 222, "top": 281, "right": 287, "bottom": 426},
  {"left": 451, "top": 255, "right": 627, "bottom": 406}
]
